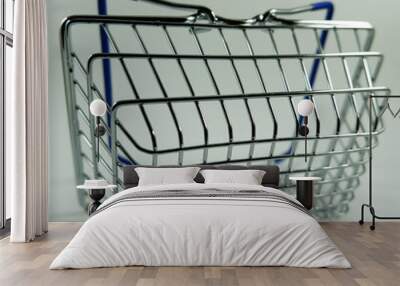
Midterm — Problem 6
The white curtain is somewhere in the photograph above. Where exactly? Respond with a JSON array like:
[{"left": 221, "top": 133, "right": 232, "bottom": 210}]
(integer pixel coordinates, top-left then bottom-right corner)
[{"left": 7, "top": 0, "right": 48, "bottom": 242}]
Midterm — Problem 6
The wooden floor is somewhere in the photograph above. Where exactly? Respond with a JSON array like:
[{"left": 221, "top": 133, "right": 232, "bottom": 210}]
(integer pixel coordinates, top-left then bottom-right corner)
[{"left": 0, "top": 222, "right": 399, "bottom": 286}]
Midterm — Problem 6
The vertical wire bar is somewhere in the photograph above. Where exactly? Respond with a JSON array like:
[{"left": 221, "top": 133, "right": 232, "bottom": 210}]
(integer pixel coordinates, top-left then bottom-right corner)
[
  {"left": 97, "top": 1, "right": 113, "bottom": 128},
  {"left": 101, "top": 25, "right": 158, "bottom": 165},
  {"left": 362, "top": 29, "right": 384, "bottom": 135},
  {"left": 370, "top": 56, "right": 384, "bottom": 85},
  {"left": 340, "top": 29, "right": 375, "bottom": 191},
  {"left": 86, "top": 62, "right": 100, "bottom": 178},
  {"left": 354, "top": 29, "right": 374, "bottom": 142},
  {"left": 242, "top": 29, "right": 277, "bottom": 163},
  {"left": 218, "top": 28, "right": 256, "bottom": 164},
  {"left": 291, "top": 28, "right": 321, "bottom": 172},
  {"left": 353, "top": 30, "right": 365, "bottom": 89},
  {"left": 133, "top": 25, "right": 185, "bottom": 165},
  {"left": 354, "top": 29, "right": 379, "bottom": 191},
  {"left": 350, "top": 29, "right": 378, "bottom": 194},
  {"left": 333, "top": 29, "right": 365, "bottom": 196},
  {"left": 313, "top": 29, "right": 341, "bottom": 132},
  {"left": 267, "top": 29, "right": 298, "bottom": 185},
  {"left": 354, "top": 29, "right": 379, "bottom": 116},
  {"left": 352, "top": 29, "right": 375, "bottom": 88},
  {"left": 315, "top": 29, "right": 357, "bottom": 194},
  {"left": 313, "top": 28, "right": 341, "bottom": 195},
  {"left": 191, "top": 27, "right": 234, "bottom": 162},
  {"left": 60, "top": 28, "right": 85, "bottom": 184},
  {"left": 163, "top": 26, "right": 209, "bottom": 164},
  {"left": 357, "top": 29, "right": 382, "bottom": 194},
  {"left": 334, "top": 28, "right": 361, "bottom": 132},
  {"left": 111, "top": 110, "right": 118, "bottom": 185}
]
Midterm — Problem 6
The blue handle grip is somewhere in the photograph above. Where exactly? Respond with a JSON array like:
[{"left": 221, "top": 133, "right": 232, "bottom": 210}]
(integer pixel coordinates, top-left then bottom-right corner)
[
  {"left": 311, "top": 2, "right": 334, "bottom": 20},
  {"left": 308, "top": 1, "right": 334, "bottom": 91}
]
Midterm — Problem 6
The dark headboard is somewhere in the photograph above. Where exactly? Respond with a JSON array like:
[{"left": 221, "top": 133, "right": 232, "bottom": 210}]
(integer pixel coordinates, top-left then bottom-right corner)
[{"left": 122, "top": 165, "right": 280, "bottom": 189}]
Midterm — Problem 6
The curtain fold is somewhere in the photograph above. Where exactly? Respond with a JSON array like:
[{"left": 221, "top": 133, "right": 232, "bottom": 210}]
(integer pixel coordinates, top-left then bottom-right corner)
[{"left": 8, "top": 0, "right": 48, "bottom": 242}]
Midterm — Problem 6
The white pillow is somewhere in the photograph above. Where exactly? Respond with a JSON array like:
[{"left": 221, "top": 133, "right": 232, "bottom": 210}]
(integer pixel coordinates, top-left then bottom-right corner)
[
  {"left": 135, "top": 167, "right": 200, "bottom": 186},
  {"left": 200, "top": 169, "right": 266, "bottom": 185}
]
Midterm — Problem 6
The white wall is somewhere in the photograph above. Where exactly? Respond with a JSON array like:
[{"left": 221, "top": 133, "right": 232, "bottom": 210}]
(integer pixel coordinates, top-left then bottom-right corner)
[{"left": 47, "top": 0, "right": 400, "bottom": 221}]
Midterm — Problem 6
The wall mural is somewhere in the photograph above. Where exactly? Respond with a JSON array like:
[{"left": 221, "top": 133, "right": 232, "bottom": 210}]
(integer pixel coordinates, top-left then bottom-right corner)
[{"left": 60, "top": 0, "right": 389, "bottom": 219}]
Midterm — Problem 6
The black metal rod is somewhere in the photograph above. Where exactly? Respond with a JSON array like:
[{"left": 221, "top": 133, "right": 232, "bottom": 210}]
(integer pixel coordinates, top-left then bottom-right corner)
[
  {"left": 96, "top": 116, "right": 100, "bottom": 163},
  {"left": 305, "top": 126, "right": 308, "bottom": 162},
  {"left": 369, "top": 95, "right": 373, "bottom": 206},
  {"left": 359, "top": 94, "right": 400, "bottom": 231}
]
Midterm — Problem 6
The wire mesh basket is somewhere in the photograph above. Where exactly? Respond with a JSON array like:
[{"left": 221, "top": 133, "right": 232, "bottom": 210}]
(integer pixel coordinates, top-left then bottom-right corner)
[{"left": 60, "top": 0, "right": 389, "bottom": 218}]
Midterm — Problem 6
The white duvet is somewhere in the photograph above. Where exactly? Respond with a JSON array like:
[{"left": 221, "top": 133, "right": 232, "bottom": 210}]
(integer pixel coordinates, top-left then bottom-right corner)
[{"left": 50, "top": 183, "right": 350, "bottom": 269}]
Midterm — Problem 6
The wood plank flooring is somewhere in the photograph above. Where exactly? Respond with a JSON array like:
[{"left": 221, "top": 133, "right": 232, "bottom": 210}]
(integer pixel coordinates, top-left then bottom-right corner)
[{"left": 0, "top": 222, "right": 399, "bottom": 286}]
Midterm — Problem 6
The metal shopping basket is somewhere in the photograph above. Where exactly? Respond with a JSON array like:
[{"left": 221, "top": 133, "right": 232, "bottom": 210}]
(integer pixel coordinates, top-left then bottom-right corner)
[{"left": 60, "top": 0, "right": 389, "bottom": 218}]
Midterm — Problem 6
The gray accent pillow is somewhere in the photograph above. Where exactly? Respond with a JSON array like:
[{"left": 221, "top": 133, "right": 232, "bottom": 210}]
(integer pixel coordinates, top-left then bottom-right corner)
[
  {"left": 200, "top": 169, "right": 266, "bottom": 185},
  {"left": 135, "top": 167, "right": 201, "bottom": 186}
]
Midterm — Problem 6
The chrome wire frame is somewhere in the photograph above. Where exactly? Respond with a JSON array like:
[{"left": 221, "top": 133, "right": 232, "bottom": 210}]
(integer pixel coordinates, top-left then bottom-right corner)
[{"left": 60, "top": 5, "right": 389, "bottom": 218}]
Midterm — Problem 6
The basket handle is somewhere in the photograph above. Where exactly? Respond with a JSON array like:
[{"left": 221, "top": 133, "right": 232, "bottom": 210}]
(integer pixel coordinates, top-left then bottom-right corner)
[
  {"left": 133, "top": 0, "right": 217, "bottom": 22},
  {"left": 263, "top": 2, "right": 334, "bottom": 23},
  {"left": 133, "top": 0, "right": 334, "bottom": 24}
]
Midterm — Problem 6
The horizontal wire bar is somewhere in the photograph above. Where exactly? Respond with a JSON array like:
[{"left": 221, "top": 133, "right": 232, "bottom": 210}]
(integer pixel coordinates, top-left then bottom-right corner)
[
  {"left": 189, "top": 143, "right": 374, "bottom": 166},
  {"left": 63, "top": 15, "right": 374, "bottom": 30},
  {"left": 114, "top": 141, "right": 375, "bottom": 167},
  {"left": 371, "top": 95, "right": 400, "bottom": 98},
  {"left": 81, "top": 153, "right": 94, "bottom": 168},
  {"left": 284, "top": 173, "right": 363, "bottom": 192},
  {"left": 88, "top": 51, "right": 382, "bottom": 60},
  {"left": 111, "top": 86, "right": 389, "bottom": 110},
  {"left": 115, "top": 117, "right": 383, "bottom": 154},
  {"left": 99, "top": 156, "right": 113, "bottom": 175},
  {"left": 279, "top": 158, "right": 368, "bottom": 175},
  {"left": 78, "top": 131, "right": 92, "bottom": 149},
  {"left": 116, "top": 142, "right": 136, "bottom": 164},
  {"left": 73, "top": 80, "right": 89, "bottom": 101}
]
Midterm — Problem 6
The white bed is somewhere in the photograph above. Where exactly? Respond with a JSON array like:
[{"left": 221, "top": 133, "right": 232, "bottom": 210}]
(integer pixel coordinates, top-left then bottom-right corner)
[{"left": 50, "top": 183, "right": 350, "bottom": 269}]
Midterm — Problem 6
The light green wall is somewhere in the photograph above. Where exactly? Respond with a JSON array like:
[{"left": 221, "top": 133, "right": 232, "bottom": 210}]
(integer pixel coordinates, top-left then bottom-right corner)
[{"left": 47, "top": 0, "right": 400, "bottom": 221}]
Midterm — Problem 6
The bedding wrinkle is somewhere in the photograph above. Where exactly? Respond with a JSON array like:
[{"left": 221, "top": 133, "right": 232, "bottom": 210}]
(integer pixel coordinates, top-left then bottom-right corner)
[
  {"left": 94, "top": 217, "right": 132, "bottom": 266},
  {"left": 127, "top": 219, "right": 154, "bottom": 265},
  {"left": 241, "top": 226, "right": 282, "bottom": 265},
  {"left": 222, "top": 221, "right": 240, "bottom": 264},
  {"left": 126, "top": 219, "right": 147, "bottom": 265},
  {"left": 150, "top": 219, "right": 171, "bottom": 264},
  {"left": 291, "top": 226, "right": 350, "bottom": 268},
  {"left": 205, "top": 223, "right": 218, "bottom": 265},
  {"left": 269, "top": 223, "right": 315, "bottom": 266}
]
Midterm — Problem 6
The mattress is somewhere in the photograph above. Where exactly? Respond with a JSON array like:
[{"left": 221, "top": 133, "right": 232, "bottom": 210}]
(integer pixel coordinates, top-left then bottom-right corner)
[{"left": 50, "top": 183, "right": 350, "bottom": 269}]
